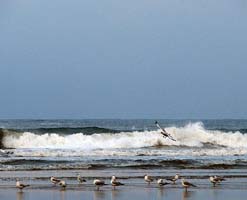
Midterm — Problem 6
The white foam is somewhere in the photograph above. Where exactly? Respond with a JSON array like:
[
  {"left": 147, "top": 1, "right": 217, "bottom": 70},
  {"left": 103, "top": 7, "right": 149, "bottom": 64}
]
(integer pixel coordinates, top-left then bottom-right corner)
[
  {"left": 12, "top": 146, "right": 247, "bottom": 158},
  {"left": 168, "top": 122, "right": 247, "bottom": 148},
  {"left": 3, "top": 122, "right": 247, "bottom": 150},
  {"left": 3, "top": 131, "right": 164, "bottom": 149}
]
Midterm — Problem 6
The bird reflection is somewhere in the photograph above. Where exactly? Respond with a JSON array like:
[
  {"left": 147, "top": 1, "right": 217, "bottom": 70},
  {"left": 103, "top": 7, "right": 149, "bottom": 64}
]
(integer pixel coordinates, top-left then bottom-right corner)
[
  {"left": 93, "top": 190, "right": 106, "bottom": 200},
  {"left": 157, "top": 187, "right": 165, "bottom": 198},
  {"left": 111, "top": 189, "right": 120, "bottom": 200},
  {"left": 182, "top": 190, "right": 194, "bottom": 200},
  {"left": 60, "top": 189, "right": 66, "bottom": 200},
  {"left": 16, "top": 191, "right": 24, "bottom": 200}
]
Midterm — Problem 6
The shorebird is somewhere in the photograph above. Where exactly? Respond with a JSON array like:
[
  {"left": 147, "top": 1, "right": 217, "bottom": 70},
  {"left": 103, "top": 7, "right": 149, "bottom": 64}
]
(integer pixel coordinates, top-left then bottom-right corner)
[
  {"left": 157, "top": 179, "right": 170, "bottom": 187},
  {"left": 209, "top": 176, "right": 219, "bottom": 187},
  {"left": 50, "top": 176, "right": 61, "bottom": 186},
  {"left": 16, "top": 179, "right": 30, "bottom": 191},
  {"left": 167, "top": 174, "right": 180, "bottom": 184},
  {"left": 144, "top": 175, "right": 154, "bottom": 185},
  {"left": 58, "top": 180, "right": 67, "bottom": 189},
  {"left": 93, "top": 179, "right": 106, "bottom": 190},
  {"left": 214, "top": 175, "right": 226, "bottom": 183},
  {"left": 155, "top": 121, "right": 176, "bottom": 141},
  {"left": 77, "top": 174, "right": 86, "bottom": 184},
  {"left": 111, "top": 176, "right": 124, "bottom": 190},
  {"left": 181, "top": 178, "right": 197, "bottom": 191}
]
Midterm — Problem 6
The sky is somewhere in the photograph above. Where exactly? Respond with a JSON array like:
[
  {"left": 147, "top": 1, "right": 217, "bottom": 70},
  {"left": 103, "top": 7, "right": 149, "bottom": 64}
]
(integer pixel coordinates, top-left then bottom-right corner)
[{"left": 0, "top": 0, "right": 247, "bottom": 119}]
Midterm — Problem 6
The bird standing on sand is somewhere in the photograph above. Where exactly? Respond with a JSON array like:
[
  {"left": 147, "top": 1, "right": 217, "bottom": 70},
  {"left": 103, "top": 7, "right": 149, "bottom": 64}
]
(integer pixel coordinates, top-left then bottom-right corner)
[
  {"left": 214, "top": 175, "right": 226, "bottom": 183},
  {"left": 157, "top": 179, "right": 170, "bottom": 187},
  {"left": 58, "top": 180, "right": 67, "bottom": 189},
  {"left": 111, "top": 176, "right": 124, "bottom": 190},
  {"left": 50, "top": 176, "right": 61, "bottom": 186},
  {"left": 94, "top": 179, "right": 106, "bottom": 190},
  {"left": 77, "top": 174, "right": 86, "bottom": 184},
  {"left": 209, "top": 176, "right": 219, "bottom": 187},
  {"left": 144, "top": 174, "right": 154, "bottom": 185},
  {"left": 167, "top": 174, "right": 180, "bottom": 184},
  {"left": 181, "top": 178, "right": 197, "bottom": 191},
  {"left": 16, "top": 179, "right": 30, "bottom": 191}
]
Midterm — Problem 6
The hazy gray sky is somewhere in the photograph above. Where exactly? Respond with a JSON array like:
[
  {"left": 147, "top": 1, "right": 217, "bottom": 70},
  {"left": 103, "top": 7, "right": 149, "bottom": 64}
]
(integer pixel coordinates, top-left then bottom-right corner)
[{"left": 0, "top": 0, "right": 247, "bottom": 119}]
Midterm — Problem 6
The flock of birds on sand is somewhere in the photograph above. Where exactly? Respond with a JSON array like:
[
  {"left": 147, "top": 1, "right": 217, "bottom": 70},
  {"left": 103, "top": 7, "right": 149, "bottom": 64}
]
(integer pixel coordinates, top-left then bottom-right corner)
[{"left": 15, "top": 173, "right": 226, "bottom": 192}]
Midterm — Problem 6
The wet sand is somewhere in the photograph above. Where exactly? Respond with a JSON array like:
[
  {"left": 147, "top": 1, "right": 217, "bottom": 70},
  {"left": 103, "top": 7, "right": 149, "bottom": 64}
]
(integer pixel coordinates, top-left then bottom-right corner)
[
  {"left": 2, "top": 186, "right": 247, "bottom": 200},
  {"left": 1, "top": 169, "right": 247, "bottom": 200}
]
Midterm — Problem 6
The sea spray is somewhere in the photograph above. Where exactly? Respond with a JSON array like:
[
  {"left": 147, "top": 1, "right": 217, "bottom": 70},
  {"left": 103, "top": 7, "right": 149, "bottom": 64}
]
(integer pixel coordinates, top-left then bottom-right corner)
[{"left": 2, "top": 122, "right": 247, "bottom": 149}]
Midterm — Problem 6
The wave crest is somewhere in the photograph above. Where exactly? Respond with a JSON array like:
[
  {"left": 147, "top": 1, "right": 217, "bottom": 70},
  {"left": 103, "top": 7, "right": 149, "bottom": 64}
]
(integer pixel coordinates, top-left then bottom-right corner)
[{"left": 1, "top": 122, "right": 247, "bottom": 149}]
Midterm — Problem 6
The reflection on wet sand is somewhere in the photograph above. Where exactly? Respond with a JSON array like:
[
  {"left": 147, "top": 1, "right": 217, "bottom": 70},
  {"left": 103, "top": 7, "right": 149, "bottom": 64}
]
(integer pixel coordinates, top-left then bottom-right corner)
[
  {"left": 93, "top": 190, "right": 106, "bottom": 200},
  {"left": 211, "top": 189, "right": 220, "bottom": 199},
  {"left": 157, "top": 187, "right": 166, "bottom": 198},
  {"left": 60, "top": 190, "right": 66, "bottom": 200},
  {"left": 111, "top": 189, "right": 121, "bottom": 200},
  {"left": 182, "top": 190, "right": 195, "bottom": 200},
  {"left": 145, "top": 186, "right": 155, "bottom": 200},
  {"left": 16, "top": 191, "right": 24, "bottom": 200}
]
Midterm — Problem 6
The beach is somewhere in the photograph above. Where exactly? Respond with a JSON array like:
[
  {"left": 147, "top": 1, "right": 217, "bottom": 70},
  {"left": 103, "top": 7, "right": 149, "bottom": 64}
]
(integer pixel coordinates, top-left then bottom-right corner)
[
  {"left": 3, "top": 186, "right": 247, "bottom": 200},
  {"left": 1, "top": 0, "right": 246, "bottom": 198},
  {"left": 1, "top": 119, "right": 247, "bottom": 199},
  {"left": 1, "top": 168, "right": 247, "bottom": 200}
]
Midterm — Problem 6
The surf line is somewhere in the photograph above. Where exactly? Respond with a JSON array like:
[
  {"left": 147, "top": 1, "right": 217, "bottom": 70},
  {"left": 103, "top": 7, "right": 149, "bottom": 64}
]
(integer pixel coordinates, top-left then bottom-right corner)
[{"left": 155, "top": 121, "right": 176, "bottom": 141}]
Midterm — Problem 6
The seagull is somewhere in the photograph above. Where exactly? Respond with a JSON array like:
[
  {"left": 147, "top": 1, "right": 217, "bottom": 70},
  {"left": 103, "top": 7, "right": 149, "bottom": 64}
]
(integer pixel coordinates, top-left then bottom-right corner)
[
  {"left": 16, "top": 179, "right": 30, "bottom": 191},
  {"left": 155, "top": 121, "right": 176, "bottom": 141},
  {"left": 58, "top": 180, "right": 67, "bottom": 189},
  {"left": 77, "top": 174, "right": 86, "bottom": 184},
  {"left": 144, "top": 174, "right": 154, "bottom": 185},
  {"left": 214, "top": 175, "right": 226, "bottom": 183},
  {"left": 111, "top": 176, "right": 124, "bottom": 190},
  {"left": 209, "top": 176, "right": 219, "bottom": 187},
  {"left": 157, "top": 179, "right": 170, "bottom": 187},
  {"left": 50, "top": 176, "right": 61, "bottom": 186},
  {"left": 94, "top": 179, "right": 106, "bottom": 190},
  {"left": 181, "top": 178, "right": 197, "bottom": 191},
  {"left": 166, "top": 174, "right": 180, "bottom": 184}
]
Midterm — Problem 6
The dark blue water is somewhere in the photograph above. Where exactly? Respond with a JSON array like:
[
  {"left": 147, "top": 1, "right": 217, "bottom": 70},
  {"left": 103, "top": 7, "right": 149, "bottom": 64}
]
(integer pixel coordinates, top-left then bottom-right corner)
[{"left": 1, "top": 119, "right": 247, "bottom": 132}]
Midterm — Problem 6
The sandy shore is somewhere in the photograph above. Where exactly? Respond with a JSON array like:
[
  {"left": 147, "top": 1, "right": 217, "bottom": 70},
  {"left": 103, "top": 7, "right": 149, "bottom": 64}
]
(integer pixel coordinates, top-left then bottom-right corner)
[
  {"left": 1, "top": 169, "right": 247, "bottom": 200},
  {"left": 1, "top": 186, "right": 247, "bottom": 200}
]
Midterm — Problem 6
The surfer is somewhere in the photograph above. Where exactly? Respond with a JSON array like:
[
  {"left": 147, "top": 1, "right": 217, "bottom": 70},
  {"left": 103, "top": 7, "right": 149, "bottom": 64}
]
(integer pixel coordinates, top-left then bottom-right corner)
[{"left": 155, "top": 121, "right": 176, "bottom": 141}]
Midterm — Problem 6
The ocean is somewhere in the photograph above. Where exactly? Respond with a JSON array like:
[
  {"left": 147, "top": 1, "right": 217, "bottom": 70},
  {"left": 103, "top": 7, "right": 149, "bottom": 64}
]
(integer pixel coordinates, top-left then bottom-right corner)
[{"left": 0, "top": 119, "right": 247, "bottom": 171}]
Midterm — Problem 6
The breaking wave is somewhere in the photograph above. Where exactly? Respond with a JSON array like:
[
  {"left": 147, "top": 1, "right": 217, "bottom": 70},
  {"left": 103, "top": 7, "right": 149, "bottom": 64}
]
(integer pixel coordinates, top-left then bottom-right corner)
[{"left": 1, "top": 122, "right": 247, "bottom": 149}]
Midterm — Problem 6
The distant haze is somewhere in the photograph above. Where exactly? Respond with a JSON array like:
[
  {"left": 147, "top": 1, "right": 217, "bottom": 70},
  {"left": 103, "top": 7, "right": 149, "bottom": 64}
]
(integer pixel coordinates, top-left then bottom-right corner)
[{"left": 0, "top": 0, "right": 247, "bottom": 119}]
